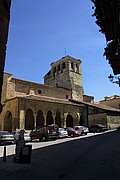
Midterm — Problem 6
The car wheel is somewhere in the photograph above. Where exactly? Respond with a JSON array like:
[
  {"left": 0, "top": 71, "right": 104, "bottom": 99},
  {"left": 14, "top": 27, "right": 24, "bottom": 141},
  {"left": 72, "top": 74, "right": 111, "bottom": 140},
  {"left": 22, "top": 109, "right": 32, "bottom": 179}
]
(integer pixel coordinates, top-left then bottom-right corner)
[
  {"left": 41, "top": 136, "right": 46, "bottom": 142},
  {"left": 70, "top": 134, "right": 74, "bottom": 137}
]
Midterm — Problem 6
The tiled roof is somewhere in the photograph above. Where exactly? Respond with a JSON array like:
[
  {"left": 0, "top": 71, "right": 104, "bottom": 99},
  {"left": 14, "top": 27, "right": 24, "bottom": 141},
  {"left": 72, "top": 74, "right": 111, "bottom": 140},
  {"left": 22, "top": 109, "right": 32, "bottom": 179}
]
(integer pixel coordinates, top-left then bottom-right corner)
[
  {"left": 8, "top": 94, "right": 85, "bottom": 107},
  {"left": 69, "top": 99, "right": 120, "bottom": 113},
  {"left": 5, "top": 95, "right": 120, "bottom": 113},
  {"left": 100, "top": 95, "right": 120, "bottom": 102}
]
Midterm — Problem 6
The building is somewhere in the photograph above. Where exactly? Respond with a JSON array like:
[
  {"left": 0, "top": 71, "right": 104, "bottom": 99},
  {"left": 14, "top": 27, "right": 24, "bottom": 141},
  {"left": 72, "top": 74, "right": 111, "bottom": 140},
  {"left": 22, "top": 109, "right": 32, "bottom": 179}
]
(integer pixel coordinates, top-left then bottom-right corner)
[
  {"left": 44, "top": 56, "right": 84, "bottom": 101},
  {"left": 0, "top": 56, "right": 120, "bottom": 132},
  {"left": 99, "top": 95, "right": 120, "bottom": 110},
  {"left": 0, "top": 56, "right": 88, "bottom": 131},
  {"left": 0, "top": 0, "right": 11, "bottom": 113},
  {"left": 71, "top": 99, "right": 120, "bottom": 129}
]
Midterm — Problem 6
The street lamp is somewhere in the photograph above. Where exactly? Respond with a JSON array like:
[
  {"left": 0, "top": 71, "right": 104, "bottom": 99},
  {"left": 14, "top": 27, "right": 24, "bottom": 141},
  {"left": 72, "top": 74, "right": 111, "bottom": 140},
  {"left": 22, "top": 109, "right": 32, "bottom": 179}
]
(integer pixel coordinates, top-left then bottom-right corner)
[{"left": 108, "top": 74, "right": 120, "bottom": 86}]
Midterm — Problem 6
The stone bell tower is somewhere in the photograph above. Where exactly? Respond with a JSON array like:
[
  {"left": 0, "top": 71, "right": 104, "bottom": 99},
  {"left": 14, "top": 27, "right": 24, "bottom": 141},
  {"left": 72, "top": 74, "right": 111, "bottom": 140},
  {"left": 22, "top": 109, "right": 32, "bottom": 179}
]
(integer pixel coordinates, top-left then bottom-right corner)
[{"left": 44, "top": 55, "right": 84, "bottom": 101}]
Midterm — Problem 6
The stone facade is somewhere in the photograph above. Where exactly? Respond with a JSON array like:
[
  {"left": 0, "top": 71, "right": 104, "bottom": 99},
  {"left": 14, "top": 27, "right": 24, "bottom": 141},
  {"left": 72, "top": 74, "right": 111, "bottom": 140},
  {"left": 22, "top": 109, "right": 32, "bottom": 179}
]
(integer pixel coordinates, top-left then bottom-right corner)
[
  {"left": 0, "top": 56, "right": 87, "bottom": 131},
  {"left": 87, "top": 103, "right": 120, "bottom": 129},
  {"left": 1, "top": 56, "right": 120, "bottom": 132},
  {"left": 2, "top": 72, "right": 71, "bottom": 102},
  {"left": 88, "top": 113, "right": 120, "bottom": 130},
  {"left": 44, "top": 56, "right": 84, "bottom": 101}
]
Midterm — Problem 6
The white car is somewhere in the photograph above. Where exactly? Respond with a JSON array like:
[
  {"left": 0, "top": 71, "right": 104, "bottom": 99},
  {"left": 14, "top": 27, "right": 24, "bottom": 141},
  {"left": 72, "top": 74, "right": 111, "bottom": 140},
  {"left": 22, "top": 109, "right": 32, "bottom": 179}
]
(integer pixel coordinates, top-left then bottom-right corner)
[
  {"left": 58, "top": 128, "right": 68, "bottom": 138},
  {"left": 74, "top": 126, "right": 89, "bottom": 135},
  {"left": 0, "top": 131, "right": 15, "bottom": 145},
  {"left": 12, "top": 131, "right": 31, "bottom": 142}
]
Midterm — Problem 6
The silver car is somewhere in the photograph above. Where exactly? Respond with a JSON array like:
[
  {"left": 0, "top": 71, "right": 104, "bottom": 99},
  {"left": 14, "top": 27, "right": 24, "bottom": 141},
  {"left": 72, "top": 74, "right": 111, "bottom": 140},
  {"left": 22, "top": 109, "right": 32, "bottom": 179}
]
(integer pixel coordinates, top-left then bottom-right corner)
[
  {"left": 58, "top": 128, "right": 68, "bottom": 138},
  {"left": 0, "top": 131, "right": 15, "bottom": 145}
]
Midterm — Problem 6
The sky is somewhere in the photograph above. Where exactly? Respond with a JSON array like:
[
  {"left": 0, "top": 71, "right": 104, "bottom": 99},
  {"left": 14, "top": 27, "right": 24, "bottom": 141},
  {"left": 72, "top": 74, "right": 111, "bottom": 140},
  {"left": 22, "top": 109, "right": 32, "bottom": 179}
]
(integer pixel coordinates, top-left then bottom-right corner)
[{"left": 5, "top": 0, "right": 120, "bottom": 102}]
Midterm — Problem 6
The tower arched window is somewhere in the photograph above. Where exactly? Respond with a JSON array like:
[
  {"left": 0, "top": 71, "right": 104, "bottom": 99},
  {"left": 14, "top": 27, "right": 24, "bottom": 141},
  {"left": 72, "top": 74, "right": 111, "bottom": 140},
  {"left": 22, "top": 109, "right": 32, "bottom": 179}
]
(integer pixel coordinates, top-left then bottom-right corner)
[
  {"left": 71, "top": 62, "right": 74, "bottom": 69},
  {"left": 58, "top": 64, "right": 60, "bottom": 71},
  {"left": 54, "top": 67, "right": 56, "bottom": 73},
  {"left": 62, "top": 62, "right": 65, "bottom": 69},
  {"left": 57, "top": 64, "right": 60, "bottom": 74}
]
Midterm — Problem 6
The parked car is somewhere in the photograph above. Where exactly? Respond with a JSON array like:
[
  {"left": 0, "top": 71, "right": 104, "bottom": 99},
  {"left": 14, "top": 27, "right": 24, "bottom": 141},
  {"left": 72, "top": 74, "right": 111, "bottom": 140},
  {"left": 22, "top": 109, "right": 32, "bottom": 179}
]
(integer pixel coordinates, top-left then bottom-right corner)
[
  {"left": 30, "top": 124, "right": 60, "bottom": 141},
  {"left": 74, "top": 126, "right": 89, "bottom": 135},
  {"left": 58, "top": 128, "right": 68, "bottom": 138},
  {"left": 89, "top": 124, "right": 108, "bottom": 133},
  {"left": 0, "top": 131, "right": 15, "bottom": 145},
  {"left": 65, "top": 127, "right": 81, "bottom": 137},
  {"left": 11, "top": 130, "right": 31, "bottom": 143}
]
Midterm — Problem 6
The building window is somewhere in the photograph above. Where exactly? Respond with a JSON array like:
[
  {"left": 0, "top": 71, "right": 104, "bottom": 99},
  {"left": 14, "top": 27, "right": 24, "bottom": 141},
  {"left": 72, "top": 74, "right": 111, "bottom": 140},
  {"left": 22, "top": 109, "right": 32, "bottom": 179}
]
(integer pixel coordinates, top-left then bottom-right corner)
[
  {"left": 66, "top": 95, "right": 68, "bottom": 99},
  {"left": 71, "top": 62, "right": 73, "bottom": 69},
  {"left": 54, "top": 67, "right": 56, "bottom": 73},
  {"left": 58, "top": 64, "right": 60, "bottom": 71},
  {"left": 38, "top": 89, "right": 42, "bottom": 94},
  {"left": 62, "top": 62, "right": 65, "bottom": 69}
]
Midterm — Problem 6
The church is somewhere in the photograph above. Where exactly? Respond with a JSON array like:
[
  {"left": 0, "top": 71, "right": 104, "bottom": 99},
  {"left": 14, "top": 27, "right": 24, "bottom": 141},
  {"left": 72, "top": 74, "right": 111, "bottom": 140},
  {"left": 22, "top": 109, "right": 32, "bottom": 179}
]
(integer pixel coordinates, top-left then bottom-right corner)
[{"left": 0, "top": 55, "right": 120, "bottom": 132}]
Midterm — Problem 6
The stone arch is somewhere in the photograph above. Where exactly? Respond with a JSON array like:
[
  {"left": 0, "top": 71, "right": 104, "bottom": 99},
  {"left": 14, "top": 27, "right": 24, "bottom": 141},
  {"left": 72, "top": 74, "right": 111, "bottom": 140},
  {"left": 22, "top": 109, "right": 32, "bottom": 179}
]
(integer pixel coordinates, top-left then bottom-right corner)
[
  {"left": 25, "top": 108, "right": 34, "bottom": 130},
  {"left": 66, "top": 114, "right": 73, "bottom": 127},
  {"left": 66, "top": 112, "right": 78, "bottom": 127},
  {"left": 55, "top": 111, "right": 61, "bottom": 127},
  {"left": 4, "top": 110, "right": 12, "bottom": 132},
  {"left": 46, "top": 110, "right": 53, "bottom": 125},
  {"left": 36, "top": 109, "right": 44, "bottom": 127}
]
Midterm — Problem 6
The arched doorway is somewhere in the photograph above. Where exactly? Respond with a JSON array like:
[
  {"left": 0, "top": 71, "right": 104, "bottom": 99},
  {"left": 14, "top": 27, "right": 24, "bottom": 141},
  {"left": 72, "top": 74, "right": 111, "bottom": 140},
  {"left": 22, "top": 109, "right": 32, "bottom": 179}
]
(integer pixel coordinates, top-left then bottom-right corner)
[
  {"left": 46, "top": 111, "right": 53, "bottom": 125},
  {"left": 66, "top": 114, "right": 73, "bottom": 127},
  {"left": 4, "top": 111, "right": 12, "bottom": 132},
  {"left": 55, "top": 111, "right": 61, "bottom": 127},
  {"left": 36, "top": 110, "right": 44, "bottom": 127},
  {"left": 25, "top": 109, "right": 34, "bottom": 130}
]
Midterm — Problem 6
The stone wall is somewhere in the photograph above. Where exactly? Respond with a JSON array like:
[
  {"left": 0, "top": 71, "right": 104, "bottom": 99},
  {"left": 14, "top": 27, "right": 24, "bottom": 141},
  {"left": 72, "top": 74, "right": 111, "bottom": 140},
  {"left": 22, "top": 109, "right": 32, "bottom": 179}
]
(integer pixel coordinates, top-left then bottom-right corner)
[
  {"left": 88, "top": 113, "right": 120, "bottom": 129},
  {"left": 0, "top": 98, "right": 19, "bottom": 131},
  {"left": 107, "top": 115, "right": 120, "bottom": 129},
  {"left": 88, "top": 113, "right": 107, "bottom": 127},
  {"left": 2, "top": 73, "right": 71, "bottom": 102}
]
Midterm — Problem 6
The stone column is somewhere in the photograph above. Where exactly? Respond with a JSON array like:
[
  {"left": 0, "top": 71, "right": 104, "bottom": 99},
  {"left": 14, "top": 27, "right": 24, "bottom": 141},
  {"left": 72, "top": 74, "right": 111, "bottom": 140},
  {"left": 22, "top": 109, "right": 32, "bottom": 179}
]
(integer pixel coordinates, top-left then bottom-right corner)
[
  {"left": 74, "top": 113, "right": 80, "bottom": 126},
  {"left": 60, "top": 114, "right": 64, "bottom": 127},
  {"left": 33, "top": 113, "right": 37, "bottom": 127},
  {"left": 43, "top": 113, "right": 47, "bottom": 125},
  {"left": 52, "top": 114, "right": 56, "bottom": 124},
  {"left": 68, "top": 60, "right": 72, "bottom": 71},
  {"left": 63, "top": 113, "right": 68, "bottom": 128},
  {"left": 73, "top": 62, "right": 76, "bottom": 72},
  {"left": 19, "top": 110, "right": 25, "bottom": 130}
]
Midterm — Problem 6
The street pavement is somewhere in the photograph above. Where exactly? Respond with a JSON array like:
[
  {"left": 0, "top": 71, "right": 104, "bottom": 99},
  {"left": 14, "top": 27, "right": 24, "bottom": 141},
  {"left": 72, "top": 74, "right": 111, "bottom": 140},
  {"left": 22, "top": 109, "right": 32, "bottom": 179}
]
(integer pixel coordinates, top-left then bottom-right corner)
[{"left": 0, "top": 130, "right": 120, "bottom": 180}]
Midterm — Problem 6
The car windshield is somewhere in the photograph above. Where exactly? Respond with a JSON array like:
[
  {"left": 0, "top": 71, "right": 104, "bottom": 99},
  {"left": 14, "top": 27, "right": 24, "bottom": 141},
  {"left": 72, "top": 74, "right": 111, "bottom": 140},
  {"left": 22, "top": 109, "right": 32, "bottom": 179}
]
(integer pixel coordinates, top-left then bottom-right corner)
[
  {"left": 74, "top": 127, "right": 79, "bottom": 130},
  {"left": 0, "top": 131, "right": 10, "bottom": 135},
  {"left": 98, "top": 124, "right": 106, "bottom": 127},
  {"left": 67, "top": 127, "right": 74, "bottom": 130},
  {"left": 59, "top": 128, "right": 65, "bottom": 131}
]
